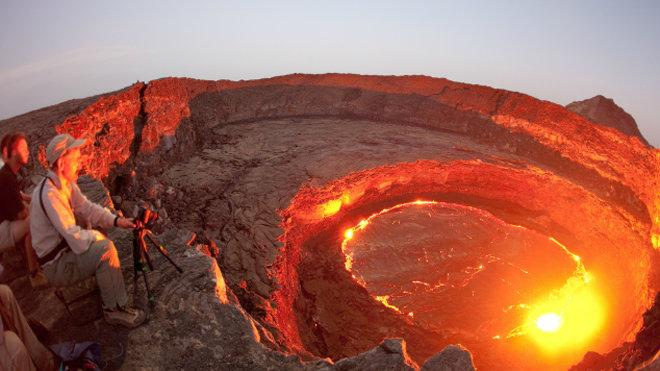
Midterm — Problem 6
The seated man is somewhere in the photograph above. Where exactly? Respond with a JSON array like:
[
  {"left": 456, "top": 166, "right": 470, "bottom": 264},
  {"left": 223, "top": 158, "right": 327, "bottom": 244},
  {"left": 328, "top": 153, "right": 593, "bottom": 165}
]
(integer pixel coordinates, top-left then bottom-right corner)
[
  {"left": 0, "top": 133, "right": 31, "bottom": 281},
  {"left": 30, "top": 134, "right": 145, "bottom": 327},
  {"left": 0, "top": 284, "right": 57, "bottom": 371}
]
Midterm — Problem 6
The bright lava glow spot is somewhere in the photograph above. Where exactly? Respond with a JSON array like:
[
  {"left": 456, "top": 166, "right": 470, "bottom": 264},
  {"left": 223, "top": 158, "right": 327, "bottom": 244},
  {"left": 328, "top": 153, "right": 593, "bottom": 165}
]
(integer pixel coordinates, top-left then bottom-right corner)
[
  {"left": 536, "top": 313, "right": 562, "bottom": 333},
  {"left": 344, "top": 228, "right": 354, "bottom": 240},
  {"left": 319, "top": 194, "right": 352, "bottom": 218},
  {"left": 375, "top": 295, "right": 401, "bottom": 313},
  {"left": 320, "top": 199, "right": 342, "bottom": 217}
]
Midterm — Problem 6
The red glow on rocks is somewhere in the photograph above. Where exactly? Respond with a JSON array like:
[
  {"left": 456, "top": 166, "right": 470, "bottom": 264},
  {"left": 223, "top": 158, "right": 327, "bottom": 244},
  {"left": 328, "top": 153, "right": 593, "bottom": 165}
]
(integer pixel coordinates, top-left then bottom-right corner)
[{"left": 275, "top": 159, "right": 652, "bottom": 369}]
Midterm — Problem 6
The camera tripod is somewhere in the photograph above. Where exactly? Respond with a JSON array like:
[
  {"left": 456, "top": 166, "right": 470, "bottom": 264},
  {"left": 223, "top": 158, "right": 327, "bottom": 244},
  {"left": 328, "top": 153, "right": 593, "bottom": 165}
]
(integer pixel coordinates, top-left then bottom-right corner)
[{"left": 132, "top": 226, "right": 183, "bottom": 305}]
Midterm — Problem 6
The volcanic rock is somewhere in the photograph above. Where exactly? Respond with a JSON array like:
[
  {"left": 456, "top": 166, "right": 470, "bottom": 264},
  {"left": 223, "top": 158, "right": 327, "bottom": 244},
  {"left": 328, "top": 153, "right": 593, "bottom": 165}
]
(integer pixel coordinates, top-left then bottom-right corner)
[
  {"left": 334, "top": 339, "right": 418, "bottom": 371},
  {"left": 1, "top": 73, "right": 658, "bottom": 370},
  {"left": 77, "top": 174, "right": 114, "bottom": 209},
  {"left": 566, "top": 95, "right": 650, "bottom": 146},
  {"left": 421, "top": 345, "right": 475, "bottom": 371}
]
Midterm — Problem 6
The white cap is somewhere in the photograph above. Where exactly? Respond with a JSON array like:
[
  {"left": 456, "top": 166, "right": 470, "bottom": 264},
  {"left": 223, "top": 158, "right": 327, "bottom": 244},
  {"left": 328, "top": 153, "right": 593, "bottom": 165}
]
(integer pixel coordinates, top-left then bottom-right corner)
[{"left": 46, "top": 133, "right": 86, "bottom": 166}]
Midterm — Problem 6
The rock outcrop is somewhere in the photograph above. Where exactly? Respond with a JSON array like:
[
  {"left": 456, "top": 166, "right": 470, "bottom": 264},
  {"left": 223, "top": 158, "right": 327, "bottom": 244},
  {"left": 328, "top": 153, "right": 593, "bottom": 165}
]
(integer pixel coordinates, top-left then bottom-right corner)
[
  {"left": 1, "top": 73, "right": 657, "bottom": 370},
  {"left": 334, "top": 339, "right": 418, "bottom": 371},
  {"left": 566, "top": 95, "right": 650, "bottom": 146},
  {"left": 421, "top": 345, "right": 475, "bottom": 371}
]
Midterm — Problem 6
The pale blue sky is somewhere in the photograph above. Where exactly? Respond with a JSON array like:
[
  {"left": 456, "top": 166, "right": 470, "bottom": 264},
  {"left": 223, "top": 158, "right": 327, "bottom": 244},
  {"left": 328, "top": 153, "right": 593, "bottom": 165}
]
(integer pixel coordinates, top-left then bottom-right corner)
[{"left": 0, "top": 0, "right": 658, "bottom": 146}]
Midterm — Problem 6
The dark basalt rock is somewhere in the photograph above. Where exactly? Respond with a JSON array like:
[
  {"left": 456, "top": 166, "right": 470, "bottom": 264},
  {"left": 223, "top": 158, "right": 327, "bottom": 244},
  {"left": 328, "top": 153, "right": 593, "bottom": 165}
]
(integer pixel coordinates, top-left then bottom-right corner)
[
  {"left": 421, "top": 345, "right": 475, "bottom": 371},
  {"left": 566, "top": 95, "right": 651, "bottom": 146}
]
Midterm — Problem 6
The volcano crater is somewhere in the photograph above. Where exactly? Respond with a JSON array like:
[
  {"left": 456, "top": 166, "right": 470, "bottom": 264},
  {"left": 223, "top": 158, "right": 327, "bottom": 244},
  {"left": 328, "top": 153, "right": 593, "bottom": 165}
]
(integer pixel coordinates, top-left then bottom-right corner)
[{"left": 2, "top": 74, "right": 656, "bottom": 370}]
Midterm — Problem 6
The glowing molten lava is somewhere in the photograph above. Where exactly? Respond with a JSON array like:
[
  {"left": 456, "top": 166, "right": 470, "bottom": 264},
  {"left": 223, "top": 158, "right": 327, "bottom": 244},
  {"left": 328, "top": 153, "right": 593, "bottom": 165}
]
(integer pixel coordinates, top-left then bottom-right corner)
[
  {"left": 320, "top": 193, "right": 352, "bottom": 218},
  {"left": 375, "top": 295, "right": 402, "bottom": 313},
  {"left": 342, "top": 200, "right": 435, "bottom": 271},
  {"left": 536, "top": 313, "right": 562, "bottom": 333},
  {"left": 341, "top": 200, "right": 606, "bottom": 360},
  {"left": 503, "top": 238, "right": 606, "bottom": 357},
  {"left": 519, "top": 270, "right": 605, "bottom": 356}
]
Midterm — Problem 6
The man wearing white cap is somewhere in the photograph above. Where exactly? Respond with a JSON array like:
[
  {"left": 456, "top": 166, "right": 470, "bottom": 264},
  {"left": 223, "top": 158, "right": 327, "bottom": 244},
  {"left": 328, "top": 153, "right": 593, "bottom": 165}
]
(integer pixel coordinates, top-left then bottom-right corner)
[{"left": 30, "top": 133, "right": 145, "bottom": 327}]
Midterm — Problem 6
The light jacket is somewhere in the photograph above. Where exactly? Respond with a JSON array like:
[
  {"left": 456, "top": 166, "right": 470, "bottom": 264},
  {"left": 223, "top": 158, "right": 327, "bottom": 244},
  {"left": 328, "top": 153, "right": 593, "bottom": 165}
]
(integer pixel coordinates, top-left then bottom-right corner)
[{"left": 30, "top": 171, "right": 116, "bottom": 264}]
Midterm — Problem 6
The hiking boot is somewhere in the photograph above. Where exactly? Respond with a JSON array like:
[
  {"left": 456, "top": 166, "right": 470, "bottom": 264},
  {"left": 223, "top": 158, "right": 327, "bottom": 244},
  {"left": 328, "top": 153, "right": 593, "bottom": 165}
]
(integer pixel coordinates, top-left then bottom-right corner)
[{"left": 103, "top": 306, "right": 146, "bottom": 328}]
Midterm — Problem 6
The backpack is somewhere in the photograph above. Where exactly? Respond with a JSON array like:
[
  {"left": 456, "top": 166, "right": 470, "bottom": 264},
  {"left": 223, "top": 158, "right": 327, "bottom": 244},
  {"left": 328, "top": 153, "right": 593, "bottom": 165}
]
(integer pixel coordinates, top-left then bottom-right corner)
[{"left": 50, "top": 341, "right": 102, "bottom": 371}]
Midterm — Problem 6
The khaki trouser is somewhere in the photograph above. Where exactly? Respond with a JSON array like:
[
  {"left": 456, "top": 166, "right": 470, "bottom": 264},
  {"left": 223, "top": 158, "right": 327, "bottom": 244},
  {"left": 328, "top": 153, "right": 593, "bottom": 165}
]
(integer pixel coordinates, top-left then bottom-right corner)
[
  {"left": 0, "top": 285, "right": 56, "bottom": 371},
  {"left": 43, "top": 239, "right": 128, "bottom": 310}
]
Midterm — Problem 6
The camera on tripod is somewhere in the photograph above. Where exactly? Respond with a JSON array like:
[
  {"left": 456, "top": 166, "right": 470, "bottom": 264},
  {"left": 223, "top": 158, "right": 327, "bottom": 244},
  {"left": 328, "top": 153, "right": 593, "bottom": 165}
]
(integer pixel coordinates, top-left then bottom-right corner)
[
  {"left": 132, "top": 206, "right": 182, "bottom": 305},
  {"left": 135, "top": 206, "right": 158, "bottom": 230}
]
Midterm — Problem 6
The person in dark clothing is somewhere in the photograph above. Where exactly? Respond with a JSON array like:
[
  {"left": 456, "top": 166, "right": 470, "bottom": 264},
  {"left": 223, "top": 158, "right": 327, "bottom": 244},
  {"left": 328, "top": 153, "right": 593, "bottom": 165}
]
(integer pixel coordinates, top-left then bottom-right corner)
[
  {"left": 0, "top": 133, "right": 31, "bottom": 258},
  {"left": 0, "top": 134, "right": 31, "bottom": 204}
]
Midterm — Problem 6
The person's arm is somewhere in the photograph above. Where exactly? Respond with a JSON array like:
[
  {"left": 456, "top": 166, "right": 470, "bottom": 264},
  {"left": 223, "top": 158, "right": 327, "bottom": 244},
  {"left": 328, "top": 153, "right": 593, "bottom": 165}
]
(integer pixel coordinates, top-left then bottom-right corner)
[
  {"left": 69, "top": 182, "right": 117, "bottom": 230},
  {"left": 43, "top": 186, "right": 103, "bottom": 254},
  {"left": 69, "top": 183, "right": 136, "bottom": 229}
]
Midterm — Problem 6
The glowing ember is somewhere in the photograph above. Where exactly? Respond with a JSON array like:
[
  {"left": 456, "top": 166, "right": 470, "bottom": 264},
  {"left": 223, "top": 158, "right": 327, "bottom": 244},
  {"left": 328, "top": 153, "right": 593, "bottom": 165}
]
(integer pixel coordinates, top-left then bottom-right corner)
[
  {"left": 319, "top": 194, "right": 352, "bottom": 218},
  {"left": 375, "top": 295, "right": 401, "bottom": 313},
  {"left": 536, "top": 313, "right": 562, "bottom": 333},
  {"left": 320, "top": 199, "right": 343, "bottom": 217}
]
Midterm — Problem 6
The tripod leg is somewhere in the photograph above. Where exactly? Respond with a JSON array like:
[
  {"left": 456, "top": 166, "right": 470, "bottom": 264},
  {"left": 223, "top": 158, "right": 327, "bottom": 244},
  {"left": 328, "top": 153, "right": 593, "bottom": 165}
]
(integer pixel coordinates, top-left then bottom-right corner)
[
  {"left": 133, "top": 270, "right": 139, "bottom": 298},
  {"left": 132, "top": 236, "right": 141, "bottom": 298},
  {"left": 133, "top": 230, "right": 158, "bottom": 305},
  {"left": 142, "top": 269, "right": 154, "bottom": 305},
  {"left": 146, "top": 233, "right": 184, "bottom": 273},
  {"left": 140, "top": 235, "right": 154, "bottom": 271},
  {"left": 143, "top": 247, "right": 155, "bottom": 271},
  {"left": 138, "top": 242, "right": 156, "bottom": 305}
]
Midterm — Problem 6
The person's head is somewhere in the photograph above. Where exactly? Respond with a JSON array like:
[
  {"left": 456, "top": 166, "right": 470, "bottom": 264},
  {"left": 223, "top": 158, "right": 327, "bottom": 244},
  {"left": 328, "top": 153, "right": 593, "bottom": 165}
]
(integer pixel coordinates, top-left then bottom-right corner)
[
  {"left": 1, "top": 132, "right": 29, "bottom": 168},
  {"left": 46, "top": 134, "right": 86, "bottom": 182}
]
